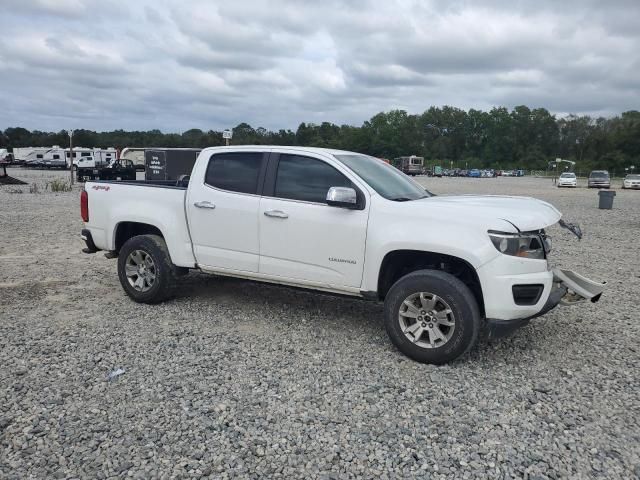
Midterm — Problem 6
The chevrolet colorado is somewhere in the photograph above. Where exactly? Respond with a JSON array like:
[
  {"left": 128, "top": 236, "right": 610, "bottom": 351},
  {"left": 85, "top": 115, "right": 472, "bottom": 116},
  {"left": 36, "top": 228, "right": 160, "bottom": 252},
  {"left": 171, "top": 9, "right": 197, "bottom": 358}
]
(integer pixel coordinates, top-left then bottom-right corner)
[{"left": 80, "top": 146, "right": 605, "bottom": 364}]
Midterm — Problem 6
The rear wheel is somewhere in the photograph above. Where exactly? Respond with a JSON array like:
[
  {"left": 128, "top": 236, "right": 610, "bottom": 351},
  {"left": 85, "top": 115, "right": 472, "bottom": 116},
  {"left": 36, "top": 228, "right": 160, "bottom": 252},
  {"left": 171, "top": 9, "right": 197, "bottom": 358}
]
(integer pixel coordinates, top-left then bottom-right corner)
[
  {"left": 117, "top": 234, "right": 179, "bottom": 303},
  {"left": 384, "top": 269, "right": 481, "bottom": 364}
]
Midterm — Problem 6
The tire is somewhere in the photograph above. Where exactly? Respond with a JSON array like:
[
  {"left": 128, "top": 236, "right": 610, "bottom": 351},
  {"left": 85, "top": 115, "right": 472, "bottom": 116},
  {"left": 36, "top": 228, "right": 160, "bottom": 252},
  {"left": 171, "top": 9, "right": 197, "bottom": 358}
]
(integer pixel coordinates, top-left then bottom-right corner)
[
  {"left": 383, "top": 269, "right": 481, "bottom": 364},
  {"left": 117, "top": 234, "right": 179, "bottom": 304}
]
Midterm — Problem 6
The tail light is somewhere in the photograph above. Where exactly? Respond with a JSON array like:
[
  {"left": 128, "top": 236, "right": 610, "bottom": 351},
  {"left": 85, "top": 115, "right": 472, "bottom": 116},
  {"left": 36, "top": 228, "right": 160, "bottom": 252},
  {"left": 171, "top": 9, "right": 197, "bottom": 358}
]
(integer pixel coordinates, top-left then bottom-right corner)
[{"left": 80, "top": 190, "right": 89, "bottom": 222}]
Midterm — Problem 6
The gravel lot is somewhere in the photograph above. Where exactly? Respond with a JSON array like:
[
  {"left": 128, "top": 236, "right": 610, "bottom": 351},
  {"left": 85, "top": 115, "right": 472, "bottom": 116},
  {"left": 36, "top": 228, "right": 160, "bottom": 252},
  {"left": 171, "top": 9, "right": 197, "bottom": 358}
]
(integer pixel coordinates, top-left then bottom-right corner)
[{"left": 1, "top": 168, "right": 639, "bottom": 479}]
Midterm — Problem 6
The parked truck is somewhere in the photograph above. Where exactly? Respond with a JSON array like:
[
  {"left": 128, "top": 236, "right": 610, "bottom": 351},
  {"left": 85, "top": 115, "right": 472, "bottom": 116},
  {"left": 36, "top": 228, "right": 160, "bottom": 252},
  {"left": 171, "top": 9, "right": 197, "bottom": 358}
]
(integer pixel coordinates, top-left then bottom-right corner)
[
  {"left": 80, "top": 146, "right": 605, "bottom": 364},
  {"left": 77, "top": 158, "right": 140, "bottom": 182}
]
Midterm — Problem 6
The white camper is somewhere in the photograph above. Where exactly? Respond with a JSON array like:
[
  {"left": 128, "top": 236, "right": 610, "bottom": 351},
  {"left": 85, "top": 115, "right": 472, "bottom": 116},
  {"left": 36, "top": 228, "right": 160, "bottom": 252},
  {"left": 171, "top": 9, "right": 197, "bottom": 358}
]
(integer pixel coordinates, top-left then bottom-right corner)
[
  {"left": 23, "top": 147, "right": 56, "bottom": 167},
  {"left": 41, "top": 146, "right": 67, "bottom": 168}
]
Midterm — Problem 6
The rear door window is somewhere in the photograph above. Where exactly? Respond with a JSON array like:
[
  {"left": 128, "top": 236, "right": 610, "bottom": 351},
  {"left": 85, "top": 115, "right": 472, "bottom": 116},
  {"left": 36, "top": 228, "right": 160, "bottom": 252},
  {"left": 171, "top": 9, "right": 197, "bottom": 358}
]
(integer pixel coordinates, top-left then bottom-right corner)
[{"left": 205, "top": 152, "right": 265, "bottom": 195}]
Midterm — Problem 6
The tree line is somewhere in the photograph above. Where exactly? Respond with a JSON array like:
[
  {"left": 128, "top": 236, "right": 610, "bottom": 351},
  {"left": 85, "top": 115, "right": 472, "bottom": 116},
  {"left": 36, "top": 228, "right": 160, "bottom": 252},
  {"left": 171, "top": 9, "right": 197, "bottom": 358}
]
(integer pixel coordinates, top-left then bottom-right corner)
[{"left": 2, "top": 106, "right": 639, "bottom": 174}]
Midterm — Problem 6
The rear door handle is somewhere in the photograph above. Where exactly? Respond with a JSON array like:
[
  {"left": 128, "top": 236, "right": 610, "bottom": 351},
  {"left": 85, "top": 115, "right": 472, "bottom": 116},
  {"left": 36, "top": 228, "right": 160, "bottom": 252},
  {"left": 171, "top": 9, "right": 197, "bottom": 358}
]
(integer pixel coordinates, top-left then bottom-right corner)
[
  {"left": 194, "top": 201, "right": 216, "bottom": 209},
  {"left": 264, "top": 210, "right": 288, "bottom": 219}
]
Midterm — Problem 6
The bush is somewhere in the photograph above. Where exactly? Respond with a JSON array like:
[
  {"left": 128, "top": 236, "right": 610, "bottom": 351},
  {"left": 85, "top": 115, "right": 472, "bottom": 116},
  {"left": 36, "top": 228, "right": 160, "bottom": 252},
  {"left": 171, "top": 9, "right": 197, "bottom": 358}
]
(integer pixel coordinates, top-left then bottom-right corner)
[
  {"left": 29, "top": 183, "right": 39, "bottom": 194},
  {"left": 47, "top": 179, "right": 72, "bottom": 192}
]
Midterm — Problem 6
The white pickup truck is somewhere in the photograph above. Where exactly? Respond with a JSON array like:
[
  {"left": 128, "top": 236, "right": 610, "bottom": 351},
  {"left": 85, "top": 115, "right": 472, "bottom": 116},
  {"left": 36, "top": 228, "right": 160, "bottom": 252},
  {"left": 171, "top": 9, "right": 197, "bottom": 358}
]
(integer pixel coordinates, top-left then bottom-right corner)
[{"left": 80, "top": 146, "right": 605, "bottom": 364}]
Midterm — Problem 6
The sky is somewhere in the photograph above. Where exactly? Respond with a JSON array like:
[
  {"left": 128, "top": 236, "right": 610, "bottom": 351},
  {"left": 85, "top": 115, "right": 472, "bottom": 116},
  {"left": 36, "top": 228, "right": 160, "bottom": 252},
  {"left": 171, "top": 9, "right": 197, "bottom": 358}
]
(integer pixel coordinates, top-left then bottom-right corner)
[{"left": 1, "top": 0, "right": 639, "bottom": 132}]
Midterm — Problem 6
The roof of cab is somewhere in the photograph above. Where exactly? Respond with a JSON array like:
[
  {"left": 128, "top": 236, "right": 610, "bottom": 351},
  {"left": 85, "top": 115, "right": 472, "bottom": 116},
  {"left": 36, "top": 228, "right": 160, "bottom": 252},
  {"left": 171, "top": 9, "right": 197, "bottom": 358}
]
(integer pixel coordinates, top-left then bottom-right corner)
[{"left": 201, "top": 145, "right": 362, "bottom": 157}]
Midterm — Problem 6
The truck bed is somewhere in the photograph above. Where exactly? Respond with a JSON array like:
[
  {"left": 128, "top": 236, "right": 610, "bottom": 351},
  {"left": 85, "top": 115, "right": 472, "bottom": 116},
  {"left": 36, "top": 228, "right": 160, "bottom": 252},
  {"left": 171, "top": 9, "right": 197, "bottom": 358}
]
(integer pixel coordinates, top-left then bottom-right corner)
[{"left": 84, "top": 180, "right": 196, "bottom": 267}]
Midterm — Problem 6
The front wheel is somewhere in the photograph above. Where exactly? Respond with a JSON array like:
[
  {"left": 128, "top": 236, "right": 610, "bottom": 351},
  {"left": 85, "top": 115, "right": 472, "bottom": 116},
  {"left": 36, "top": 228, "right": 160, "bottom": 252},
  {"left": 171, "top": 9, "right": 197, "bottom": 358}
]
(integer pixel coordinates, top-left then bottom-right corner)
[
  {"left": 383, "top": 270, "right": 481, "bottom": 364},
  {"left": 117, "top": 234, "right": 179, "bottom": 303}
]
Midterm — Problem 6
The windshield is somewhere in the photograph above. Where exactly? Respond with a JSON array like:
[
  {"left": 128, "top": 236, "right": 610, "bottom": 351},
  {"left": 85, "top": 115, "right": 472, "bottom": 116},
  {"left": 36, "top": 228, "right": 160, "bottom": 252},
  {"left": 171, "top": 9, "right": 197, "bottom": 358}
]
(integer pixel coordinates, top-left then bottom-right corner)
[
  {"left": 335, "top": 154, "right": 431, "bottom": 201},
  {"left": 590, "top": 171, "right": 609, "bottom": 178},
  {"left": 626, "top": 174, "right": 640, "bottom": 180},
  {"left": 560, "top": 173, "right": 575, "bottom": 178}
]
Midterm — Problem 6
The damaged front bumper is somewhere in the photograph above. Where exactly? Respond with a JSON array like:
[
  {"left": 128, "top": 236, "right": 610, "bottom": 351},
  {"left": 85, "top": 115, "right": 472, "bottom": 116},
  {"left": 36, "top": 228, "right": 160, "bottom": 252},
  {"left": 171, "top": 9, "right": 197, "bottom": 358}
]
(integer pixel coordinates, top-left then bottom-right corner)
[{"left": 487, "top": 267, "right": 606, "bottom": 338}]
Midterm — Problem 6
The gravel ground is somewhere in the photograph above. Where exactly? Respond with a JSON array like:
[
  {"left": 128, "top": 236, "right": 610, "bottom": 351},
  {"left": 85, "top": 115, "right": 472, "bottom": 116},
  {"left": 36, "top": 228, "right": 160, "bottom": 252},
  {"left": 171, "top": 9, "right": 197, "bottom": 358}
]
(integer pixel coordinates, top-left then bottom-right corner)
[{"left": 1, "top": 168, "right": 639, "bottom": 479}]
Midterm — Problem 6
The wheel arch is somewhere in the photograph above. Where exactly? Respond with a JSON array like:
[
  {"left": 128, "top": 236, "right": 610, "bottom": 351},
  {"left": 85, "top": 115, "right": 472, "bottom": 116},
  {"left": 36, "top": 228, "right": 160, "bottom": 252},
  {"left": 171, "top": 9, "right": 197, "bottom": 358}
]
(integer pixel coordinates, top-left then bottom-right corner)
[
  {"left": 377, "top": 249, "right": 485, "bottom": 316},
  {"left": 114, "top": 221, "right": 165, "bottom": 252}
]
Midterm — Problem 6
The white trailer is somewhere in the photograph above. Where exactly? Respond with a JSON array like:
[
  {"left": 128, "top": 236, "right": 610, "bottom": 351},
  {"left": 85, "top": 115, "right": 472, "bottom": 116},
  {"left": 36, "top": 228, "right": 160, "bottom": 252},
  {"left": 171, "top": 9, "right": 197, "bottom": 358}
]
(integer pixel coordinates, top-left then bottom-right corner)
[
  {"left": 41, "top": 146, "right": 67, "bottom": 168},
  {"left": 119, "top": 147, "right": 145, "bottom": 167},
  {"left": 67, "top": 147, "right": 117, "bottom": 169},
  {"left": 66, "top": 147, "right": 94, "bottom": 169},
  {"left": 14, "top": 147, "right": 44, "bottom": 163},
  {"left": 93, "top": 147, "right": 117, "bottom": 166}
]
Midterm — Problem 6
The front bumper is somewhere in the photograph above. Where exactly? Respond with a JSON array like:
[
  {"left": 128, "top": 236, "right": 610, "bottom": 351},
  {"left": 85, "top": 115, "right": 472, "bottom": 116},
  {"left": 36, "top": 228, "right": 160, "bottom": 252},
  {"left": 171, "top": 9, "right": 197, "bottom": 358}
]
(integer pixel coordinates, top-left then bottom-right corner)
[
  {"left": 486, "top": 267, "right": 605, "bottom": 338},
  {"left": 487, "top": 283, "right": 567, "bottom": 337}
]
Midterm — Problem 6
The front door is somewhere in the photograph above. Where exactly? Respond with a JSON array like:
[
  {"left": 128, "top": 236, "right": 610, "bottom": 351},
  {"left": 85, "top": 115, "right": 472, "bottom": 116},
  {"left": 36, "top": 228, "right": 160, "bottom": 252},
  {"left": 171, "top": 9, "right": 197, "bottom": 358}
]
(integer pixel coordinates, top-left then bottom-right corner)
[
  {"left": 186, "top": 151, "right": 268, "bottom": 272},
  {"left": 259, "top": 153, "right": 369, "bottom": 289}
]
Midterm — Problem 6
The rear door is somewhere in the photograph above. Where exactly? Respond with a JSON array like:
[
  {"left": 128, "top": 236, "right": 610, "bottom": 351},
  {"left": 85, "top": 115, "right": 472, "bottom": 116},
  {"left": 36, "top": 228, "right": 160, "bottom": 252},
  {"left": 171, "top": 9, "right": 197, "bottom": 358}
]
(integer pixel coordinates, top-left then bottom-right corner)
[
  {"left": 258, "top": 152, "right": 369, "bottom": 288},
  {"left": 186, "top": 151, "right": 268, "bottom": 272}
]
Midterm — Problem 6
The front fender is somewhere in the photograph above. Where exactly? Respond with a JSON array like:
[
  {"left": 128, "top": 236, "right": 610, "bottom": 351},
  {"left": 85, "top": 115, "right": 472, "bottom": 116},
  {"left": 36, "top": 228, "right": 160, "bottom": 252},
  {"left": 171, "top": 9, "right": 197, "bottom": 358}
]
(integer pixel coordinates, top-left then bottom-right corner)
[{"left": 361, "top": 219, "right": 499, "bottom": 293}]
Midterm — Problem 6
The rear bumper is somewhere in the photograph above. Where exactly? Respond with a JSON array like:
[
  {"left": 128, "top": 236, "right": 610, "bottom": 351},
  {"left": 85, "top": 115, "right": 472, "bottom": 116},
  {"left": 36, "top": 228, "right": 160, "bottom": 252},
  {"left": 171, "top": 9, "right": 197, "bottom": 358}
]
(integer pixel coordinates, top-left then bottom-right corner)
[{"left": 81, "top": 228, "right": 100, "bottom": 254}]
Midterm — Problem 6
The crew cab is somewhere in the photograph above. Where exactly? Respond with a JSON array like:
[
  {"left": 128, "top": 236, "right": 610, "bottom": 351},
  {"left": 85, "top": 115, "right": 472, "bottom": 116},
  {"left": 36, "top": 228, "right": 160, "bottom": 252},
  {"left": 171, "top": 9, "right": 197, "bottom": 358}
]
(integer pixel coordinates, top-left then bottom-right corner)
[{"left": 80, "top": 147, "right": 605, "bottom": 364}]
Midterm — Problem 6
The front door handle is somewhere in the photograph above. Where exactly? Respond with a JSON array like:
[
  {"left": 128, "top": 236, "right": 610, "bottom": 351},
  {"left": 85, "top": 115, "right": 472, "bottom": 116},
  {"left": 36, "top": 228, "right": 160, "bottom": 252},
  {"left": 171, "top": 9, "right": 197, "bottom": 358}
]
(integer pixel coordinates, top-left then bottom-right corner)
[
  {"left": 264, "top": 209, "right": 288, "bottom": 219},
  {"left": 194, "top": 201, "right": 216, "bottom": 209}
]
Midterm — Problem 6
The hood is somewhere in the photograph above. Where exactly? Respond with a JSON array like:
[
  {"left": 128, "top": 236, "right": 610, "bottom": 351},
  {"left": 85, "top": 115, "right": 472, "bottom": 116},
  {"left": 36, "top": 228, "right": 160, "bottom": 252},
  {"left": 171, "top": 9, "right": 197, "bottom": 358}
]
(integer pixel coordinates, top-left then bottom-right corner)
[{"left": 415, "top": 195, "right": 562, "bottom": 232}]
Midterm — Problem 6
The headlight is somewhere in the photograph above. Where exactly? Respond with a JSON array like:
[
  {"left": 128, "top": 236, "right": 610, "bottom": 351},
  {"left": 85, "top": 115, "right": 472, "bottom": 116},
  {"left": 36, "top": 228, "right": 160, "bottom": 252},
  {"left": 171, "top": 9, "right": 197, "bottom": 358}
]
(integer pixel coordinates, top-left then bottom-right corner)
[{"left": 488, "top": 231, "right": 549, "bottom": 260}]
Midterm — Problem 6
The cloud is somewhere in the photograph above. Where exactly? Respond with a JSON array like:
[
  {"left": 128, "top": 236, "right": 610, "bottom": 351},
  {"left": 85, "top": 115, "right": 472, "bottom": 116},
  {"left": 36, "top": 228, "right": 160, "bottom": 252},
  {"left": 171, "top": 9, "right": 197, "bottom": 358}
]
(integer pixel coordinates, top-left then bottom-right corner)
[{"left": 0, "top": 0, "right": 639, "bottom": 132}]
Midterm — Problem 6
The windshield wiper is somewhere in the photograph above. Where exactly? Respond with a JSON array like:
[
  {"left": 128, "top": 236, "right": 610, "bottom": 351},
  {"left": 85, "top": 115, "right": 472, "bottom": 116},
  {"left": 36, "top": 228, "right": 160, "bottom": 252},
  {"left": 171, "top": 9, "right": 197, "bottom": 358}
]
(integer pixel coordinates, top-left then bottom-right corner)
[{"left": 390, "top": 194, "right": 432, "bottom": 201}]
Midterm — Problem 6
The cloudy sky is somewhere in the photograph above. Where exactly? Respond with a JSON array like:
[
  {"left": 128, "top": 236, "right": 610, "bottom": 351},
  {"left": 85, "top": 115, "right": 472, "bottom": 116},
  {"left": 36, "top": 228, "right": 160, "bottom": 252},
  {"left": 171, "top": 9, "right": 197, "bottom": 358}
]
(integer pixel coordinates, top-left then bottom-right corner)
[{"left": 1, "top": 0, "right": 639, "bottom": 132}]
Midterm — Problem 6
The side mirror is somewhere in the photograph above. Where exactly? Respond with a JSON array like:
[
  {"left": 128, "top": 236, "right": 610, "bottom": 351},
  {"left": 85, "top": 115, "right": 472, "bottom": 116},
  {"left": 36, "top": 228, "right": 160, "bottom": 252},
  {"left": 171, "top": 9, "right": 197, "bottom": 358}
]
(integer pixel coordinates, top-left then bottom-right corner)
[{"left": 326, "top": 186, "right": 357, "bottom": 208}]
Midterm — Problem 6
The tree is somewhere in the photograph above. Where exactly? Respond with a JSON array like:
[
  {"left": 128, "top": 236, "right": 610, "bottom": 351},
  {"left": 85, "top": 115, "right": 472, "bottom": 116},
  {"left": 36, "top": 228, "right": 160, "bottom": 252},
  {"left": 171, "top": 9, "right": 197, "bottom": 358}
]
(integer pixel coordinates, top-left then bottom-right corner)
[{"left": 3, "top": 106, "right": 638, "bottom": 172}]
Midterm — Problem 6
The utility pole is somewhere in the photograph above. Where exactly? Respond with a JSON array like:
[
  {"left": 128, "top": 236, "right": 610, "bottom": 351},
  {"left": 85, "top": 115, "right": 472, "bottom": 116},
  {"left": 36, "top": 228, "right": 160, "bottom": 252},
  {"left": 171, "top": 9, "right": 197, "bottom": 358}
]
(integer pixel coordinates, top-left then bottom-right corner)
[{"left": 68, "top": 129, "right": 74, "bottom": 186}]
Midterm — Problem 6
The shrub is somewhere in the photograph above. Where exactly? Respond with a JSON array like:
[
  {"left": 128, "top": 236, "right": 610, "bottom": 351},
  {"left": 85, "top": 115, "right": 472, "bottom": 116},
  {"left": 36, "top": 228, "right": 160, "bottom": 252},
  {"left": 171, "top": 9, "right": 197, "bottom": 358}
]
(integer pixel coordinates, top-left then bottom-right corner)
[
  {"left": 29, "top": 183, "right": 39, "bottom": 194},
  {"left": 47, "top": 179, "right": 72, "bottom": 192}
]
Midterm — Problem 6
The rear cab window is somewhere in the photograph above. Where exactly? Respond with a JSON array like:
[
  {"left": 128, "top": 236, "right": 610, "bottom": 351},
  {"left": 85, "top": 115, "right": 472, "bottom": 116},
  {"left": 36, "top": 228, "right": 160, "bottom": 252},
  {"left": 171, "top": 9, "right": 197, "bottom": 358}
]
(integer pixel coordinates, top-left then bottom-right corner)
[{"left": 205, "top": 152, "right": 266, "bottom": 194}]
